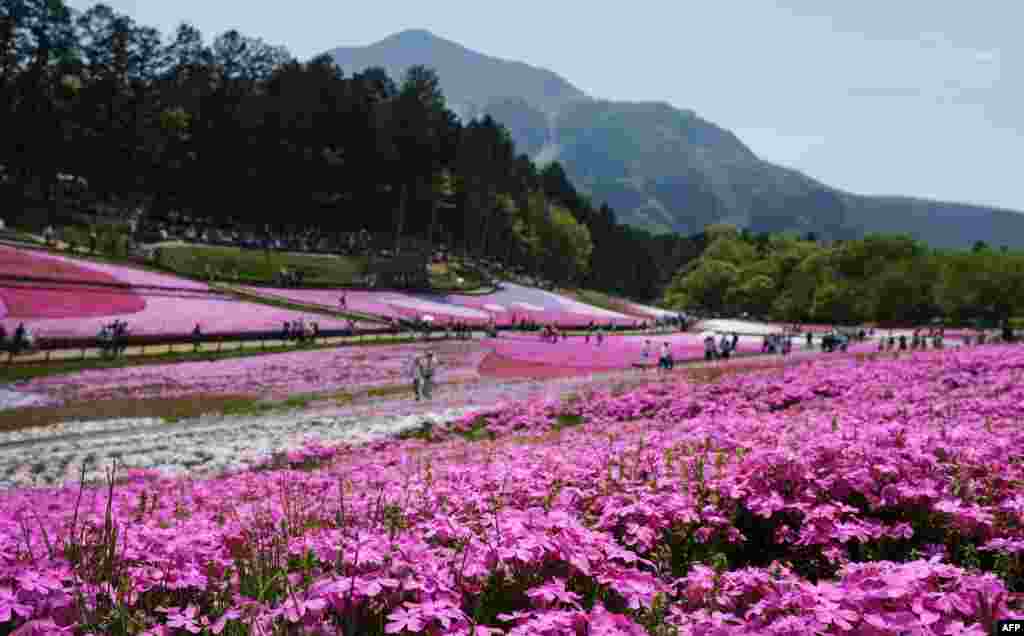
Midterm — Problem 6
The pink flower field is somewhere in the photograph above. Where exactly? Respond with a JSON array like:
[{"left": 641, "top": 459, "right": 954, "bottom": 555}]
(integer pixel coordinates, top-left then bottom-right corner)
[
  {"left": 239, "top": 282, "right": 639, "bottom": 327},
  {"left": 4, "top": 331, "right": 887, "bottom": 406},
  {"left": 0, "top": 247, "right": 359, "bottom": 337},
  {"left": 17, "top": 340, "right": 488, "bottom": 402},
  {"left": 0, "top": 245, "right": 147, "bottom": 318},
  {"left": 3, "top": 346, "right": 1024, "bottom": 634},
  {"left": 487, "top": 333, "right": 763, "bottom": 372}
]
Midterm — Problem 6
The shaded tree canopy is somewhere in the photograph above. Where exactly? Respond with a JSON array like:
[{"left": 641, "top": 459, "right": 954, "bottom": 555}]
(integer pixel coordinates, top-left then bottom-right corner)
[{"left": 0, "top": 0, "right": 696, "bottom": 301}]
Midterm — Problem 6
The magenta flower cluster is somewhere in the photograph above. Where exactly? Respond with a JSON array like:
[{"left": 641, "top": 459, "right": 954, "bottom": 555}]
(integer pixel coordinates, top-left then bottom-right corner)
[{"left": 3, "top": 346, "right": 1024, "bottom": 634}]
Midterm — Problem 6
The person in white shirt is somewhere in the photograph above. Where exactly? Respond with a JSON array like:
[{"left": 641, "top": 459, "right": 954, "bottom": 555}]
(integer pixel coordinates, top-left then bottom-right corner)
[{"left": 413, "top": 351, "right": 437, "bottom": 400}]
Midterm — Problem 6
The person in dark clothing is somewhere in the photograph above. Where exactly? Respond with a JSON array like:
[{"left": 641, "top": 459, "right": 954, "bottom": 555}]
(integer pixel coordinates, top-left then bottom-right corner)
[
  {"left": 192, "top": 323, "right": 202, "bottom": 352},
  {"left": 898, "top": 334, "right": 907, "bottom": 351},
  {"left": 12, "top": 323, "right": 27, "bottom": 355}
]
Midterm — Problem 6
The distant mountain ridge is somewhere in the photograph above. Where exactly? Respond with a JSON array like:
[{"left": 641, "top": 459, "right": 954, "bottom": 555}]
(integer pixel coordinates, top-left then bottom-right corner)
[
  {"left": 327, "top": 30, "right": 1024, "bottom": 249},
  {"left": 328, "top": 29, "right": 588, "bottom": 121}
]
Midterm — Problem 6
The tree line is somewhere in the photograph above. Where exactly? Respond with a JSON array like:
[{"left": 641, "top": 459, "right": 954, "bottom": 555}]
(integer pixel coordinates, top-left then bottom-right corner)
[
  {"left": 664, "top": 226, "right": 1024, "bottom": 327},
  {"left": 0, "top": 0, "right": 697, "bottom": 300}
]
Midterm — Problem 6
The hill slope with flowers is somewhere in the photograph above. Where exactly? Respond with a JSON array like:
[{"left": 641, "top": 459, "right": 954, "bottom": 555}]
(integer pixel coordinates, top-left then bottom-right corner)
[
  {"left": 0, "top": 246, "right": 358, "bottom": 336},
  {"left": 2, "top": 346, "right": 1023, "bottom": 634},
  {"left": 237, "top": 282, "right": 642, "bottom": 327}
]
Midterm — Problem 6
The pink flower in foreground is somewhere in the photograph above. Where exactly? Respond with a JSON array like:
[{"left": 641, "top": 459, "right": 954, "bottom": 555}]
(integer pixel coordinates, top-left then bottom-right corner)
[{"left": 0, "top": 586, "right": 33, "bottom": 623}]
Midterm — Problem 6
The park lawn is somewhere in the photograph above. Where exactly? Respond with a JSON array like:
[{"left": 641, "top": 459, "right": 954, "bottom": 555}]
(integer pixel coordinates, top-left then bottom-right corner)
[
  {"left": 158, "top": 244, "right": 368, "bottom": 286},
  {"left": 426, "top": 258, "right": 487, "bottom": 292}
]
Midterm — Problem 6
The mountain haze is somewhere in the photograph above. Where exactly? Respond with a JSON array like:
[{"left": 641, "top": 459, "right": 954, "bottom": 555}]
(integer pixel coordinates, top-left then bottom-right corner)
[{"left": 327, "top": 30, "right": 1024, "bottom": 249}]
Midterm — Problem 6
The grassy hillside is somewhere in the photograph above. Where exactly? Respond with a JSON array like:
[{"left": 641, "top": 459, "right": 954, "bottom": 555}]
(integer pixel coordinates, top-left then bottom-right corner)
[{"left": 158, "top": 245, "right": 368, "bottom": 286}]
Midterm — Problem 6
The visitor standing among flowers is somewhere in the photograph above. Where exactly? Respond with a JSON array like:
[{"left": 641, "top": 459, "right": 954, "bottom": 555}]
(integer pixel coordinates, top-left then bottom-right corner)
[
  {"left": 704, "top": 334, "right": 717, "bottom": 361},
  {"left": 415, "top": 351, "right": 437, "bottom": 401},
  {"left": 410, "top": 353, "right": 423, "bottom": 400},
  {"left": 659, "top": 341, "right": 674, "bottom": 371}
]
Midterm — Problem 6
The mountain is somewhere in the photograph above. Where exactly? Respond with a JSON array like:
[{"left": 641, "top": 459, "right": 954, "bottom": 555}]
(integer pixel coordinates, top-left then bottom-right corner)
[
  {"left": 327, "top": 30, "right": 1024, "bottom": 249},
  {"left": 327, "top": 29, "right": 587, "bottom": 121}
]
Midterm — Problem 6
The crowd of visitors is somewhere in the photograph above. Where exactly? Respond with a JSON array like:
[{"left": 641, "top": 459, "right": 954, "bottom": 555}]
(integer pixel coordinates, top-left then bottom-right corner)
[
  {"left": 639, "top": 340, "right": 677, "bottom": 370},
  {"left": 135, "top": 218, "right": 415, "bottom": 262},
  {"left": 0, "top": 323, "right": 35, "bottom": 355},
  {"left": 97, "top": 320, "right": 130, "bottom": 358},
  {"left": 761, "top": 333, "right": 793, "bottom": 355},
  {"left": 282, "top": 318, "right": 320, "bottom": 344}
]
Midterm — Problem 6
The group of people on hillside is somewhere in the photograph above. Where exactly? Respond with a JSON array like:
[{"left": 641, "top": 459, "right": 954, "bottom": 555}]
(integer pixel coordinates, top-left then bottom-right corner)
[
  {"left": 282, "top": 318, "right": 319, "bottom": 343},
  {"left": 704, "top": 332, "right": 741, "bottom": 361},
  {"left": 541, "top": 325, "right": 566, "bottom": 343},
  {"left": 877, "top": 328, "right": 945, "bottom": 352},
  {"left": 277, "top": 268, "right": 306, "bottom": 287},
  {"left": 0, "top": 323, "right": 35, "bottom": 355},
  {"left": 97, "top": 320, "right": 130, "bottom": 357},
  {"left": 762, "top": 333, "right": 794, "bottom": 355},
  {"left": 640, "top": 340, "right": 676, "bottom": 370}
]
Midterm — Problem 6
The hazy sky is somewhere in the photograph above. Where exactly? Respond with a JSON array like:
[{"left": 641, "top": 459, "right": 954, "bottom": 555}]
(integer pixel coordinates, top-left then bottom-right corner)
[{"left": 67, "top": 1, "right": 1021, "bottom": 211}]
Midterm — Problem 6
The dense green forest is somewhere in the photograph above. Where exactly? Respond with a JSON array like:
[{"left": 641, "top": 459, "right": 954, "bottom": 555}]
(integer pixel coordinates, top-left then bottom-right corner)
[
  {"left": 665, "top": 226, "right": 1024, "bottom": 327},
  {"left": 0, "top": 0, "right": 697, "bottom": 300}
]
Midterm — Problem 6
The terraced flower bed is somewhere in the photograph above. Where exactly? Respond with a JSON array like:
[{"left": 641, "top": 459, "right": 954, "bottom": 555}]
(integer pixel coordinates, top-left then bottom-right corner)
[
  {"left": 12, "top": 340, "right": 489, "bottom": 404},
  {"left": 239, "top": 282, "right": 639, "bottom": 327},
  {"left": 3, "top": 346, "right": 1023, "bottom": 634},
  {"left": 0, "top": 245, "right": 146, "bottom": 318},
  {"left": 0, "top": 247, "right": 358, "bottom": 337}
]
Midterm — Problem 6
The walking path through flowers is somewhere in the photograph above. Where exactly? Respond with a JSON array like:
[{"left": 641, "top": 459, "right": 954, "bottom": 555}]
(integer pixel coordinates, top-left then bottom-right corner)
[{"left": 0, "top": 348, "right": 830, "bottom": 488}]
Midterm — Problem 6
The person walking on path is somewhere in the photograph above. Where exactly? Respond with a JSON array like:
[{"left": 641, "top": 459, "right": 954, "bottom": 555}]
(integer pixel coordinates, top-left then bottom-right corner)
[
  {"left": 704, "top": 334, "right": 718, "bottom": 361},
  {"left": 412, "top": 351, "right": 437, "bottom": 401},
  {"left": 192, "top": 323, "right": 202, "bottom": 352},
  {"left": 410, "top": 353, "right": 424, "bottom": 400},
  {"left": 719, "top": 333, "right": 732, "bottom": 360}
]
